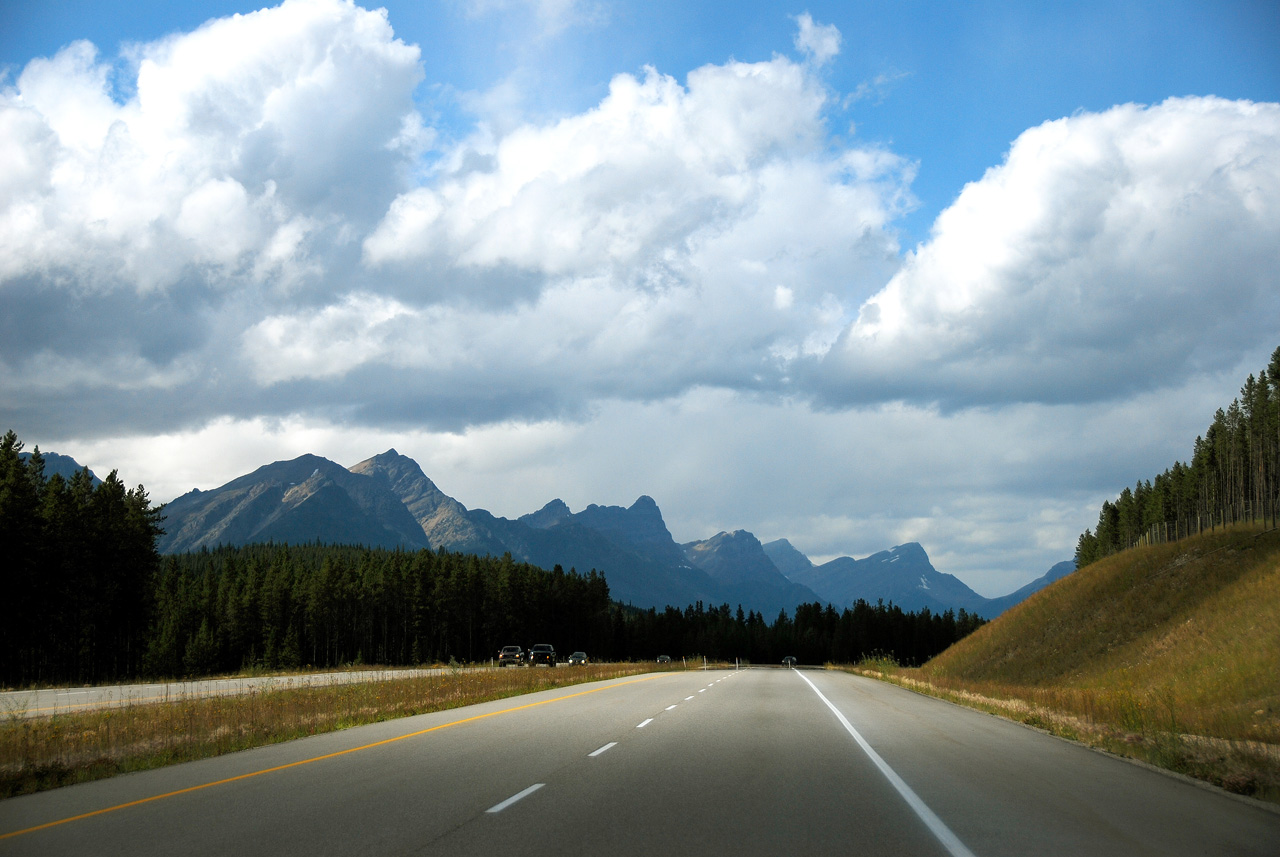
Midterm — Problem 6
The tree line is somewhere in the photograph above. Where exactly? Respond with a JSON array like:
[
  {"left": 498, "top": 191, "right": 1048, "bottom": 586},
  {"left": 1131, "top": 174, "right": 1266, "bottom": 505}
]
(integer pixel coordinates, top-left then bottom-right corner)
[
  {"left": 145, "top": 544, "right": 614, "bottom": 677},
  {"left": 1075, "top": 346, "right": 1280, "bottom": 567},
  {"left": 2, "top": 428, "right": 984, "bottom": 685},
  {"left": 134, "top": 544, "right": 986, "bottom": 678},
  {"left": 617, "top": 599, "right": 985, "bottom": 668},
  {"left": 1, "top": 431, "right": 164, "bottom": 686}
]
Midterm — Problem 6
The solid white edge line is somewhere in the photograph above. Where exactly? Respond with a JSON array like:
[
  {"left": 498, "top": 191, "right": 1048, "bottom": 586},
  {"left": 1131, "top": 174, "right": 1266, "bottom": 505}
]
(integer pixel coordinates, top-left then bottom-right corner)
[
  {"left": 486, "top": 783, "right": 545, "bottom": 813},
  {"left": 589, "top": 742, "right": 618, "bottom": 757},
  {"left": 795, "top": 671, "right": 978, "bottom": 857},
  {"left": 637, "top": 718, "right": 654, "bottom": 728}
]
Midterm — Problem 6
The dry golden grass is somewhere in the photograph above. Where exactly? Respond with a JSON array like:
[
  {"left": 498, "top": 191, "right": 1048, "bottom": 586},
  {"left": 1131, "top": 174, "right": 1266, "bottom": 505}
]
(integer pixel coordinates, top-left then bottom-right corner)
[
  {"left": 837, "top": 524, "right": 1280, "bottom": 802},
  {"left": 1, "top": 663, "right": 655, "bottom": 798}
]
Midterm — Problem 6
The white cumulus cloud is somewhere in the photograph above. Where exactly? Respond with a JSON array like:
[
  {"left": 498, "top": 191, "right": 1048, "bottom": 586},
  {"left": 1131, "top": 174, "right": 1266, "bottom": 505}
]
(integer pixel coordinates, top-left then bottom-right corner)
[
  {"left": 364, "top": 56, "right": 857, "bottom": 276},
  {"left": 793, "top": 13, "right": 842, "bottom": 66},
  {"left": 316, "top": 50, "right": 910, "bottom": 396},
  {"left": 820, "top": 96, "right": 1280, "bottom": 407},
  {"left": 0, "top": 0, "right": 424, "bottom": 293}
]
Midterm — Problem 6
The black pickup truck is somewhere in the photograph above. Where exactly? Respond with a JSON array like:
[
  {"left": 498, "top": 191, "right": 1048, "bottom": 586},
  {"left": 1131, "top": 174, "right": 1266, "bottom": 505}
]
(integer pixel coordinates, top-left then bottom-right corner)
[{"left": 528, "top": 643, "right": 557, "bottom": 666}]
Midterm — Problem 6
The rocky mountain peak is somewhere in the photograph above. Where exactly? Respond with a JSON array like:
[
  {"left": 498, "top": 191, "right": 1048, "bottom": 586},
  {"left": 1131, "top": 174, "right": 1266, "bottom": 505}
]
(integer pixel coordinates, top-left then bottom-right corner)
[
  {"left": 890, "top": 542, "right": 928, "bottom": 559},
  {"left": 762, "top": 539, "right": 814, "bottom": 579},
  {"left": 520, "top": 499, "right": 572, "bottom": 529},
  {"left": 350, "top": 451, "right": 445, "bottom": 508},
  {"left": 629, "top": 495, "right": 659, "bottom": 512},
  {"left": 693, "top": 529, "right": 763, "bottom": 554},
  {"left": 571, "top": 496, "right": 687, "bottom": 566}
]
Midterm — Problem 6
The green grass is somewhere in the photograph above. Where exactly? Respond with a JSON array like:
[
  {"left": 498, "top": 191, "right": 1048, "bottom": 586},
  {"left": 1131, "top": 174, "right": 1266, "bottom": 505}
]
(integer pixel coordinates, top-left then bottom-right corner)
[{"left": 837, "top": 524, "right": 1280, "bottom": 802}]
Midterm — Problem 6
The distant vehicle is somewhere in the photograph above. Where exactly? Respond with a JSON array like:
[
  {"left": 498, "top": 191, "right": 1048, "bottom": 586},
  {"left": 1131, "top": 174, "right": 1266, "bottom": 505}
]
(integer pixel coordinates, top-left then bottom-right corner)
[
  {"left": 782, "top": 656, "right": 797, "bottom": 667},
  {"left": 529, "top": 643, "right": 557, "bottom": 666},
  {"left": 657, "top": 655, "right": 671, "bottom": 663},
  {"left": 567, "top": 651, "right": 588, "bottom": 665},
  {"left": 498, "top": 646, "right": 524, "bottom": 667}
]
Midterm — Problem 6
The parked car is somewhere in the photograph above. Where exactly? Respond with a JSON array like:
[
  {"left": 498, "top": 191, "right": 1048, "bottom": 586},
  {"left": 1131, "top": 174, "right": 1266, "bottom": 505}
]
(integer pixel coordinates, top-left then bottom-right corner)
[
  {"left": 657, "top": 655, "right": 671, "bottom": 663},
  {"left": 529, "top": 643, "right": 557, "bottom": 666},
  {"left": 782, "top": 655, "right": 797, "bottom": 667},
  {"left": 498, "top": 646, "right": 524, "bottom": 667},
  {"left": 567, "top": 651, "right": 588, "bottom": 665}
]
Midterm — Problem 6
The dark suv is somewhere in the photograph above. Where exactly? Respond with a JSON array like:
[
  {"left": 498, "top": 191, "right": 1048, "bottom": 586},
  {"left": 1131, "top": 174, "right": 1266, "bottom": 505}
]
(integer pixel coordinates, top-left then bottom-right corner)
[
  {"left": 498, "top": 646, "right": 524, "bottom": 667},
  {"left": 528, "top": 643, "right": 556, "bottom": 667}
]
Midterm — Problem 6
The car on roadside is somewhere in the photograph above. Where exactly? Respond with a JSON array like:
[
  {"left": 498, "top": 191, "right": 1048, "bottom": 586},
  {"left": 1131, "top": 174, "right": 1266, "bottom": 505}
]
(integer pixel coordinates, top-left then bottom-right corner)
[
  {"left": 657, "top": 655, "right": 671, "bottom": 664},
  {"left": 498, "top": 646, "right": 524, "bottom": 667},
  {"left": 529, "top": 643, "right": 557, "bottom": 666},
  {"left": 567, "top": 651, "right": 588, "bottom": 665}
]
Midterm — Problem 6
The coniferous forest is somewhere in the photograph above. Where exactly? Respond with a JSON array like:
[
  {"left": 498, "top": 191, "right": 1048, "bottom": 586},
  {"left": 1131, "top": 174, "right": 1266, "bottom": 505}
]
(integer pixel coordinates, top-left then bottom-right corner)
[
  {"left": 1075, "top": 346, "right": 1280, "bottom": 567},
  {"left": 1, "top": 431, "right": 163, "bottom": 686},
  {"left": 2, "top": 429, "right": 983, "bottom": 687}
]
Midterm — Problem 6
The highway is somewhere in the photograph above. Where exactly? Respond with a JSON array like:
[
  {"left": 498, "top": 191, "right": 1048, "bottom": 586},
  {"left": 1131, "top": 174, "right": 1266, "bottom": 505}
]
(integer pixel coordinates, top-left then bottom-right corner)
[{"left": 2, "top": 668, "right": 1277, "bottom": 856}]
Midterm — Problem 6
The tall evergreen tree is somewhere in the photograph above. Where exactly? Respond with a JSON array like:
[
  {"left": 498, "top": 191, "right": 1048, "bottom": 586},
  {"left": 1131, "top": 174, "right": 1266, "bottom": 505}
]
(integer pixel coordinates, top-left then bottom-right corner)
[{"left": 1075, "top": 345, "right": 1280, "bottom": 564}]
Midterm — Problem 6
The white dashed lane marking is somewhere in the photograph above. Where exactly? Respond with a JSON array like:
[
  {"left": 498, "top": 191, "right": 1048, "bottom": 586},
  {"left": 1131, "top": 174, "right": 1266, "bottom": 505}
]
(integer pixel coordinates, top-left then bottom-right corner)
[
  {"left": 486, "top": 783, "right": 544, "bottom": 813},
  {"left": 493, "top": 675, "right": 739, "bottom": 817}
]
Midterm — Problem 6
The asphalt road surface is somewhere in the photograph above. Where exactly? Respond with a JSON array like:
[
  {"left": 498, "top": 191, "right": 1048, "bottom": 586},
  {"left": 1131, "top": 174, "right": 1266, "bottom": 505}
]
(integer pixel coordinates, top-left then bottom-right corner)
[{"left": 2, "top": 669, "right": 1277, "bottom": 856}]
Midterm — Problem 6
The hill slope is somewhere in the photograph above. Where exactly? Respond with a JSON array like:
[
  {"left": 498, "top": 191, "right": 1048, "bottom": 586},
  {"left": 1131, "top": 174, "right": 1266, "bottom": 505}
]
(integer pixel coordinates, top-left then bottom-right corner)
[{"left": 921, "top": 525, "right": 1280, "bottom": 745}]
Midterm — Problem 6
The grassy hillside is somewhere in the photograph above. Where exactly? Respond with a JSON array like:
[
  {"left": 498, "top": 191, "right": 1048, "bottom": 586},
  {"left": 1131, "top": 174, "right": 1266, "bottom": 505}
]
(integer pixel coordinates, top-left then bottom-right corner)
[{"left": 856, "top": 523, "right": 1280, "bottom": 799}]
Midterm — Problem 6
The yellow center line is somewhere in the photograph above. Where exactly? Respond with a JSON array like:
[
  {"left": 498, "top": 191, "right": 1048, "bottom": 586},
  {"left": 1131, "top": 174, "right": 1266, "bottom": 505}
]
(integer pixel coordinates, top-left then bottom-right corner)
[{"left": 1, "top": 672, "right": 673, "bottom": 841}]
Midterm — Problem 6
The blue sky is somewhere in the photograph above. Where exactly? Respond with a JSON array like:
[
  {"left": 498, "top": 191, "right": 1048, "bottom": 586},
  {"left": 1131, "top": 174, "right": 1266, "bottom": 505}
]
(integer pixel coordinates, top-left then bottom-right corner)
[
  {"left": 2, "top": 0, "right": 1278, "bottom": 595},
  {"left": 6, "top": 0, "right": 1275, "bottom": 245}
]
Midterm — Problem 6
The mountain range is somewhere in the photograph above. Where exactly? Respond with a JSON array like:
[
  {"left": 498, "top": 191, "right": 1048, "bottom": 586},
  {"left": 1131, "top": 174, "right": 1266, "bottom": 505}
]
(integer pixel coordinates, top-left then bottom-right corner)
[
  {"left": 130, "top": 449, "right": 1069, "bottom": 617},
  {"left": 764, "top": 539, "right": 1075, "bottom": 617}
]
